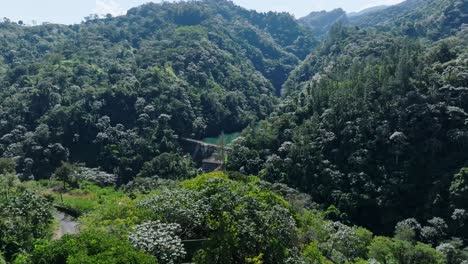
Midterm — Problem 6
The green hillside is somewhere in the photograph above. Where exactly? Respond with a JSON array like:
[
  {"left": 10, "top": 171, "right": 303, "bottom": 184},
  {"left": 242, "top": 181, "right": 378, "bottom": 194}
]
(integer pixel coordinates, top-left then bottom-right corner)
[{"left": 1, "top": 0, "right": 468, "bottom": 263}]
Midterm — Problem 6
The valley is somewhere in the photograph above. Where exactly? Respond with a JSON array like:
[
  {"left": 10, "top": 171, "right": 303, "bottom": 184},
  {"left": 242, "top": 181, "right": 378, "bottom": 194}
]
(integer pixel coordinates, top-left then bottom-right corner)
[{"left": 0, "top": 0, "right": 467, "bottom": 263}]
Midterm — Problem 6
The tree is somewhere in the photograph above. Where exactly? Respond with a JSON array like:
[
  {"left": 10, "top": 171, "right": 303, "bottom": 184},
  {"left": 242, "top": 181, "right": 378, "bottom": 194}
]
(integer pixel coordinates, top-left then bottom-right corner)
[
  {"left": 75, "top": 166, "right": 117, "bottom": 187},
  {"left": 394, "top": 218, "right": 421, "bottom": 242},
  {"left": 0, "top": 191, "right": 52, "bottom": 261},
  {"left": 53, "top": 162, "right": 78, "bottom": 203},
  {"left": 0, "top": 159, "right": 15, "bottom": 175},
  {"left": 0, "top": 173, "right": 19, "bottom": 201},
  {"left": 437, "top": 240, "right": 468, "bottom": 264},
  {"left": 324, "top": 222, "right": 373, "bottom": 262},
  {"left": 303, "top": 242, "right": 332, "bottom": 264},
  {"left": 368, "top": 237, "right": 444, "bottom": 264},
  {"left": 137, "top": 153, "right": 196, "bottom": 180},
  {"left": 129, "top": 221, "right": 186, "bottom": 264},
  {"left": 421, "top": 217, "right": 448, "bottom": 246},
  {"left": 137, "top": 188, "right": 209, "bottom": 239},
  {"left": 0, "top": 158, "right": 18, "bottom": 200},
  {"left": 450, "top": 167, "right": 468, "bottom": 209}
]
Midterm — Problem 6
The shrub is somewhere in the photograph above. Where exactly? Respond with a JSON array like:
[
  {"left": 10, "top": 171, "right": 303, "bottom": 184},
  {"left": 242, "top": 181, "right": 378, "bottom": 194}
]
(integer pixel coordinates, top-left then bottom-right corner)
[
  {"left": 129, "top": 221, "right": 186, "bottom": 264},
  {"left": 27, "top": 232, "right": 156, "bottom": 264}
]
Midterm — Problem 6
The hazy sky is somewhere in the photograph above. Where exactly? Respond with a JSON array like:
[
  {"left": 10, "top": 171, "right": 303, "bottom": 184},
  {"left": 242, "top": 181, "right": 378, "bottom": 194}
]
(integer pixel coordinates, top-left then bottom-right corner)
[{"left": 0, "top": 0, "right": 404, "bottom": 25}]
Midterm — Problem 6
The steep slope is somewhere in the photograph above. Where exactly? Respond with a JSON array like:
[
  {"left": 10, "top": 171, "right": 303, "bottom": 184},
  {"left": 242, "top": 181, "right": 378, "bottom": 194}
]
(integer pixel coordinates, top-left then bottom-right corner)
[
  {"left": 229, "top": 0, "right": 468, "bottom": 244},
  {"left": 0, "top": 0, "right": 315, "bottom": 181},
  {"left": 299, "top": 8, "right": 348, "bottom": 38},
  {"left": 350, "top": 0, "right": 468, "bottom": 39},
  {"left": 348, "top": 5, "right": 389, "bottom": 17}
]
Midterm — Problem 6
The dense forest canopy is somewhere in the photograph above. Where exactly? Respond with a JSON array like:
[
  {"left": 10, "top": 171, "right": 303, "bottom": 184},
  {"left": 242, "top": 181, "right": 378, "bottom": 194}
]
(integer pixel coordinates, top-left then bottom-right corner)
[
  {"left": 349, "top": 0, "right": 468, "bottom": 40},
  {"left": 1, "top": 0, "right": 468, "bottom": 263},
  {"left": 229, "top": 0, "right": 468, "bottom": 254},
  {"left": 0, "top": 0, "right": 315, "bottom": 182}
]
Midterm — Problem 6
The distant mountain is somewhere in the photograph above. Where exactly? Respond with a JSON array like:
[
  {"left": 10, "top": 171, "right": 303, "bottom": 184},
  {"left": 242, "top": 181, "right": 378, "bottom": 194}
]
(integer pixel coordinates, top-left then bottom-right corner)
[
  {"left": 348, "top": 5, "right": 388, "bottom": 17},
  {"left": 350, "top": 0, "right": 468, "bottom": 39},
  {"left": 300, "top": 0, "right": 467, "bottom": 40},
  {"left": 299, "top": 8, "right": 348, "bottom": 38}
]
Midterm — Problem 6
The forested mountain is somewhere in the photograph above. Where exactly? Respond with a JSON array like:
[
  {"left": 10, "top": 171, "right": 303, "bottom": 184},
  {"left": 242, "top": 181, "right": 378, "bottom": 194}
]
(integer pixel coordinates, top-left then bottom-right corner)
[
  {"left": 0, "top": 0, "right": 315, "bottom": 182},
  {"left": 348, "top": 6, "right": 388, "bottom": 17},
  {"left": 350, "top": 0, "right": 468, "bottom": 40},
  {"left": 1, "top": 0, "right": 468, "bottom": 263},
  {"left": 229, "top": 0, "right": 468, "bottom": 255},
  {"left": 300, "top": 0, "right": 467, "bottom": 40},
  {"left": 299, "top": 9, "right": 348, "bottom": 37}
]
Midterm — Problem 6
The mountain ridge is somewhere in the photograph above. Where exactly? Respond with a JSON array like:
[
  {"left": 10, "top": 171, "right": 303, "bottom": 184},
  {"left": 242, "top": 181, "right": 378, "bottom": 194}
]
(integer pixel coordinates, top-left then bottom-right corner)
[
  {"left": 1, "top": 0, "right": 468, "bottom": 263},
  {"left": 348, "top": 5, "right": 389, "bottom": 17},
  {"left": 299, "top": 8, "right": 348, "bottom": 38}
]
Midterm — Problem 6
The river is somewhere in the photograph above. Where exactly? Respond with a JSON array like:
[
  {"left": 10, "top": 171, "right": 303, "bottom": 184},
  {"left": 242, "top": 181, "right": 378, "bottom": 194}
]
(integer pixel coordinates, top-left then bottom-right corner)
[{"left": 53, "top": 211, "right": 79, "bottom": 239}]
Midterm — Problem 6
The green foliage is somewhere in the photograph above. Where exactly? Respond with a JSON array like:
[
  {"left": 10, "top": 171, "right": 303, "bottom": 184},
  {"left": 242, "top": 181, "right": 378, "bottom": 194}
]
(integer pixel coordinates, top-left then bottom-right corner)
[
  {"left": 350, "top": 0, "right": 468, "bottom": 40},
  {"left": 0, "top": 190, "right": 53, "bottom": 261},
  {"left": 0, "top": 1, "right": 467, "bottom": 263},
  {"left": 299, "top": 9, "right": 348, "bottom": 38},
  {"left": 70, "top": 173, "right": 305, "bottom": 263},
  {"left": 137, "top": 188, "right": 209, "bottom": 239},
  {"left": 450, "top": 167, "right": 468, "bottom": 209},
  {"left": 129, "top": 221, "right": 185, "bottom": 264},
  {"left": 324, "top": 222, "right": 373, "bottom": 263},
  {"left": 11, "top": 171, "right": 448, "bottom": 264},
  {"left": 53, "top": 181, "right": 125, "bottom": 214},
  {"left": 245, "top": 253, "right": 264, "bottom": 264},
  {"left": 0, "top": 173, "right": 20, "bottom": 201},
  {"left": 368, "top": 236, "right": 445, "bottom": 264},
  {"left": 0, "top": 158, "right": 19, "bottom": 201},
  {"left": 228, "top": 6, "right": 468, "bottom": 244},
  {"left": 137, "top": 152, "right": 197, "bottom": 180},
  {"left": 124, "top": 177, "right": 177, "bottom": 195},
  {"left": 53, "top": 162, "right": 78, "bottom": 190},
  {"left": 394, "top": 218, "right": 421, "bottom": 242},
  {"left": 0, "top": 0, "right": 316, "bottom": 183},
  {"left": 436, "top": 239, "right": 468, "bottom": 264},
  {"left": 26, "top": 232, "right": 156, "bottom": 264},
  {"left": 74, "top": 166, "right": 117, "bottom": 187},
  {"left": 303, "top": 242, "right": 331, "bottom": 264},
  {"left": 181, "top": 171, "right": 229, "bottom": 190},
  {"left": 160, "top": 173, "right": 297, "bottom": 263},
  {"left": 80, "top": 195, "right": 140, "bottom": 238},
  {"left": 0, "top": 158, "right": 15, "bottom": 175}
]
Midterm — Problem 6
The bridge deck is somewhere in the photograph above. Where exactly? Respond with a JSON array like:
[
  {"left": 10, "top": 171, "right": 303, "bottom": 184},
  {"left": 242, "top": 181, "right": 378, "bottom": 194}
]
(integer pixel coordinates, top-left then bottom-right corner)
[{"left": 182, "top": 138, "right": 232, "bottom": 150}]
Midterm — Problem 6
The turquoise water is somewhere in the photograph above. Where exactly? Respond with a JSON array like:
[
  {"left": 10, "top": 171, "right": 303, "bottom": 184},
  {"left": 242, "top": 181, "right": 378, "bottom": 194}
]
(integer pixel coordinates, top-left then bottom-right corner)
[{"left": 202, "top": 132, "right": 241, "bottom": 146}]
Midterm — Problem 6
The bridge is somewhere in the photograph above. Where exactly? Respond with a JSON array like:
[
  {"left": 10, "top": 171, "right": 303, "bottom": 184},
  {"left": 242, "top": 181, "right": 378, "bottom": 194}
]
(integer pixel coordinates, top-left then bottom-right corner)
[
  {"left": 181, "top": 138, "right": 231, "bottom": 172},
  {"left": 181, "top": 138, "right": 232, "bottom": 150}
]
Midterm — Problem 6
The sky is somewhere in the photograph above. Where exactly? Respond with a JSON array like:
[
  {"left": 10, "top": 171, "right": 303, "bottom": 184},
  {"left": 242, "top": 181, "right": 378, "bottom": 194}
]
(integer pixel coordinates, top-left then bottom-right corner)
[{"left": 0, "top": 0, "right": 405, "bottom": 25}]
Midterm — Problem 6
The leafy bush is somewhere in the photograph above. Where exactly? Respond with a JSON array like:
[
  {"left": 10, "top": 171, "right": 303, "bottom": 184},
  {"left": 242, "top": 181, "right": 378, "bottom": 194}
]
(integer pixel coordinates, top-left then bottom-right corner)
[
  {"left": 53, "top": 182, "right": 125, "bottom": 214},
  {"left": 303, "top": 242, "right": 332, "bottom": 264},
  {"left": 129, "top": 221, "right": 185, "bottom": 264},
  {"left": 80, "top": 196, "right": 141, "bottom": 238},
  {"left": 76, "top": 167, "right": 118, "bottom": 187},
  {"left": 26, "top": 232, "right": 156, "bottom": 264},
  {"left": 0, "top": 191, "right": 53, "bottom": 261},
  {"left": 137, "top": 153, "right": 197, "bottom": 180},
  {"left": 368, "top": 236, "right": 444, "bottom": 264},
  {"left": 137, "top": 189, "right": 210, "bottom": 239},
  {"left": 324, "top": 222, "right": 373, "bottom": 262}
]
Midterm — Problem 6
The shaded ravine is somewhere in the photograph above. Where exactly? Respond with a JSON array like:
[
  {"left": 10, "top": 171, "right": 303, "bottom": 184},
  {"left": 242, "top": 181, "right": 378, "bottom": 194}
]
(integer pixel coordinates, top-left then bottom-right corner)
[{"left": 53, "top": 211, "right": 79, "bottom": 240}]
